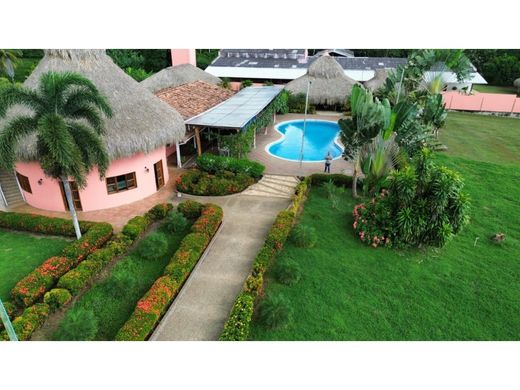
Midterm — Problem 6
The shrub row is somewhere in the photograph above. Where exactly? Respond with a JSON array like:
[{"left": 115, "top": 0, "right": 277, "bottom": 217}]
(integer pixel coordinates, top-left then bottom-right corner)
[
  {"left": 219, "top": 178, "right": 310, "bottom": 341},
  {"left": 176, "top": 169, "right": 255, "bottom": 196},
  {"left": 196, "top": 153, "right": 265, "bottom": 179},
  {"left": 58, "top": 203, "right": 172, "bottom": 295},
  {"left": 309, "top": 173, "right": 353, "bottom": 187},
  {"left": 115, "top": 202, "right": 224, "bottom": 341},
  {"left": 0, "top": 303, "right": 50, "bottom": 341},
  {"left": 10, "top": 222, "right": 112, "bottom": 308},
  {"left": 0, "top": 211, "right": 94, "bottom": 237}
]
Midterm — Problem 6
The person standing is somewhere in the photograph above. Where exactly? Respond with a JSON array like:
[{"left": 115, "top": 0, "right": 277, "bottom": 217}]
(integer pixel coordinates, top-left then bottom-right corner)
[{"left": 324, "top": 151, "right": 332, "bottom": 173}]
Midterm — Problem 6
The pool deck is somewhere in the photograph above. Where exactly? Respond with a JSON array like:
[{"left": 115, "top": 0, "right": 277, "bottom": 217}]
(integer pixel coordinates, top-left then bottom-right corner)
[{"left": 248, "top": 113, "right": 353, "bottom": 177}]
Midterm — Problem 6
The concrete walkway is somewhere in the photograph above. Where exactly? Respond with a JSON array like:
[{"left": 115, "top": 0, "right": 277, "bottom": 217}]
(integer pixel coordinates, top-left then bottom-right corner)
[{"left": 151, "top": 192, "right": 292, "bottom": 340}]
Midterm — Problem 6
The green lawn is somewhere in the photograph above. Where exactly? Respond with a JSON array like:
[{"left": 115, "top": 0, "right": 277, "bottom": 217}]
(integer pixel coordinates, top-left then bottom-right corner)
[
  {"left": 0, "top": 229, "right": 69, "bottom": 301},
  {"left": 473, "top": 84, "right": 518, "bottom": 95},
  {"left": 53, "top": 223, "right": 190, "bottom": 340},
  {"left": 250, "top": 112, "right": 520, "bottom": 340},
  {"left": 440, "top": 112, "right": 520, "bottom": 166}
]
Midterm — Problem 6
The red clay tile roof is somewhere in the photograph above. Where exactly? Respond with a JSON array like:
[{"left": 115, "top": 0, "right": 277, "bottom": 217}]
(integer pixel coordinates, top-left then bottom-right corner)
[{"left": 155, "top": 80, "right": 235, "bottom": 120}]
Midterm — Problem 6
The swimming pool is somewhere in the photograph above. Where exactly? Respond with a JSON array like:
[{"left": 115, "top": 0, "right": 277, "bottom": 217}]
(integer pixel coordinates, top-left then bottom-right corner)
[{"left": 266, "top": 120, "right": 343, "bottom": 162}]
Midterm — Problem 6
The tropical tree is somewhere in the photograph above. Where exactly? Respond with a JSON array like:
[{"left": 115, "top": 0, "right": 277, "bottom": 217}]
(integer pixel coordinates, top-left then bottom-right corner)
[
  {"left": 0, "top": 71, "right": 112, "bottom": 239},
  {"left": 0, "top": 49, "right": 22, "bottom": 83},
  {"left": 340, "top": 85, "right": 416, "bottom": 197}
]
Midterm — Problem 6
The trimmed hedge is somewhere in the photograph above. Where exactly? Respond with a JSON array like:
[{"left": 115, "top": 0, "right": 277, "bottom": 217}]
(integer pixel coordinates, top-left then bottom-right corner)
[
  {"left": 11, "top": 256, "right": 74, "bottom": 307},
  {"left": 219, "top": 293, "right": 254, "bottom": 341},
  {"left": 196, "top": 153, "right": 265, "bottom": 179},
  {"left": 0, "top": 303, "right": 50, "bottom": 341},
  {"left": 178, "top": 200, "right": 204, "bottom": 220},
  {"left": 219, "top": 177, "right": 312, "bottom": 340},
  {"left": 0, "top": 211, "right": 93, "bottom": 237},
  {"left": 44, "top": 288, "right": 72, "bottom": 312},
  {"left": 10, "top": 221, "right": 112, "bottom": 308},
  {"left": 58, "top": 203, "right": 170, "bottom": 296},
  {"left": 115, "top": 202, "right": 223, "bottom": 341},
  {"left": 176, "top": 169, "right": 255, "bottom": 196},
  {"left": 309, "top": 173, "right": 353, "bottom": 187}
]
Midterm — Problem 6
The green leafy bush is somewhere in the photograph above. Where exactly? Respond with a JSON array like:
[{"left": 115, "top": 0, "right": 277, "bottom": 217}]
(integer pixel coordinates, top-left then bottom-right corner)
[
  {"left": 323, "top": 180, "right": 346, "bottom": 210},
  {"left": 257, "top": 293, "right": 293, "bottom": 329},
  {"left": 219, "top": 293, "right": 254, "bottom": 341},
  {"left": 43, "top": 288, "right": 72, "bottom": 312},
  {"left": 177, "top": 200, "right": 204, "bottom": 219},
  {"left": 287, "top": 92, "right": 316, "bottom": 114},
  {"left": 54, "top": 308, "right": 98, "bottom": 341},
  {"left": 146, "top": 203, "right": 173, "bottom": 220},
  {"left": 196, "top": 153, "right": 265, "bottom": 178},
  {"left": 122, "top": 215, "right": 152, "bottom": 240},
  {"left": 164, "top": 210, "right": 188, "bottom": 233},
  {"left": 274, "top": 258, "right": 301, "bottom": 286},
  {"left": 291, "top": 225, "right": 317, "bottom": 248},
  {"left": 310, "top": 173, "right": 353, "bottom": 187},
  {"left": 240, "top": 79, "right": 253, "bottom": 88},
  {"left": 353, "top": 149, "right": 470, "bottom": 248},
  {"left": 243, "top": 273, "right": 263, "bottom": 295},
  {"left": 137, "top": 232, "right": 169, "bottom": 261}
]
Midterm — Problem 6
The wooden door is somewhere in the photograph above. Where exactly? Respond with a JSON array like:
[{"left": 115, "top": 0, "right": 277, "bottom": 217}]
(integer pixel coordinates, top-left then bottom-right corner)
[
  {"left": 59, "top": 181, "right": 83, "bottom": 211},
  {"left": 154, "top": 160, "right": 165, "bottom": 190}
]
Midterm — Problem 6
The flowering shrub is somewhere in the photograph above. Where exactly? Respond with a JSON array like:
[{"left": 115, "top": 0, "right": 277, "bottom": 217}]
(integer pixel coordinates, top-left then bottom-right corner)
[
  {"left": 352, "top": 150, "right": 470, "bottom": 248},
  {"left": 115, "top": 275, "right": 179, "bottom": 341},
  {"left": 219, "top": 293, "right": 254, "bottom": 341},
  {"left": 177, "top": 200, "right": 204, "bottom": 219},
  {"left": 11, "top": 256, "right": 74, "bottom": 307},
  {"left": 0, "top": 303, "right": 50, "bottom": 341},
  {"left": 44, "top": 288, "right": 72, "bottom": 312},
  {"left": 265, "top": 211, "right": 295, "bottom": 251},
  {"left": 116, "top": 203, "right": 223, "bottom": 341},
  {"left": 190, "top": 203, "right": 223, "bottom": 241},
  {"left": 145, "top": 203, "right": 173, "bottom": 220},
  {"left": 0, "top": 211, "right": 93, "bottom": 237},
  {"left": 61, "top": 222, "right": 112, "bottom": 265},
  {"left": 176, "top": 169, "right": 255, "bottom": 196}
]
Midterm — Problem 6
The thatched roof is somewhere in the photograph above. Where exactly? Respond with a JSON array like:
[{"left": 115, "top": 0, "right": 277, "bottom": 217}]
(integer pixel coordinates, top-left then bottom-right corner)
[
  {"left": 364, "top": 69, "right": 388, "bottom": 92},
  {"left": 141, "top": 63, "right": 222, "bottom": 93},
  {"left": 2, "top": 49, "right": 185, "bottom": 161},
  {"left": 284, "top": 55, "right": 359, "bottom": 106},
  {"left": 155, "top": 80, "right": 234, "bottom": 120}
]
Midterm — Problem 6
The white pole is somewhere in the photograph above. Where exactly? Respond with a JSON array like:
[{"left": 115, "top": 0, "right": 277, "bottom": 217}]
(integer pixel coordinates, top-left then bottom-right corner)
[
  {"left": 175, "top": 142, "right": 182, "bottom": 168},
  {"left": 299, "top": 80, "right": 311, "bottom": 168}
]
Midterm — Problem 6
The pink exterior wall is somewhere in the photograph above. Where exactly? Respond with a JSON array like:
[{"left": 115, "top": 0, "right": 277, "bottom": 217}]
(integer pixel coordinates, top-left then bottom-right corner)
[
  {"left": 442, "top": 92, "right": 520, "bottom": 114},
  {"left": 170, "top": 49, "right": 196, "bottom": 66},
  {"left": 15, "top": 146, "right": 170, "bottom": 212}
]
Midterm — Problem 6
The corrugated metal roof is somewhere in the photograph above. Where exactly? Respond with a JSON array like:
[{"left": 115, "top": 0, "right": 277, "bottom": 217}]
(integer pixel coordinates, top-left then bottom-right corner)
[{"left": 185, "top": 86, "right": 283, "bottom": 129}]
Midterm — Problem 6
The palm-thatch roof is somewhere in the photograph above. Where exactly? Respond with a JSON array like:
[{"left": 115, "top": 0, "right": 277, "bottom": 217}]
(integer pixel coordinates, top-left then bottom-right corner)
[
  {"left": 284, "top": 55, "right": 359, "bottom": 106},
  {"left": 2, "top": 49, "right": 185, "bottom": 161},
  {"left": 141, "top": 63, "right": 222, "bottom": 93},
  {"left": 364, "top": 69, "right": 388, "bottom": 92}
]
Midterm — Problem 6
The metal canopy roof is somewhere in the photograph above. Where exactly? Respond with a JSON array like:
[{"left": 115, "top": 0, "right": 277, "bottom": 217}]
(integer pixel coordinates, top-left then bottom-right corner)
[{"left": 185, "top": 86, "right": 283, "bottom": 129}]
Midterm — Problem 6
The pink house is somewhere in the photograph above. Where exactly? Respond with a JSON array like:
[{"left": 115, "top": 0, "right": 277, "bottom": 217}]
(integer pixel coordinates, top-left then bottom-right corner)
[{"left": 2, "top": 49, "right": 186, "bottom": 212}]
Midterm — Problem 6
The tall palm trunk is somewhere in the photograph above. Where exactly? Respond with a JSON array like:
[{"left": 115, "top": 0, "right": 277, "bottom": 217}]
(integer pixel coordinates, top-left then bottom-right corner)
[
  {"left": 61, "top": 176, "right": 82, "bottom": 239},
  {"left": 352, "top": 159, "right": 359, "bottom": 198}
]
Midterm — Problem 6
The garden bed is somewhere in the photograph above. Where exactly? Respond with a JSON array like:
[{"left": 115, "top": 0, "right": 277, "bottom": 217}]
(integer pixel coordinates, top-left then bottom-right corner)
[
  {"left": 176, "top": 153, "right": 264, "bottom": 196},
  {"left": 0, "top": 229, "right": 70, "bottom": 301}
]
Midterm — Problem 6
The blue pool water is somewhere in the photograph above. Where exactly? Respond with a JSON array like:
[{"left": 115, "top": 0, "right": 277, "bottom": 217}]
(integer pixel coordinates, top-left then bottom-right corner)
[{"left": 267, "top": 120, "right": 343, "bottom": 162}]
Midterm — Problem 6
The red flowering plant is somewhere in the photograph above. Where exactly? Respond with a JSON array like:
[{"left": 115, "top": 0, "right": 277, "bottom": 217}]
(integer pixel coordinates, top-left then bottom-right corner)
[{"left": 352, "top": 189, "right": 393, "bottom": 248}]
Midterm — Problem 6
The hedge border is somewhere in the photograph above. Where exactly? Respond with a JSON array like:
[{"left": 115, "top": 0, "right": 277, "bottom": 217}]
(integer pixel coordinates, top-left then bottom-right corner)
[
  {"left": 219, "top": 176, "right": 311, "bottom": 341},
  {"left": 0, "top": 211, "right": 113, "bottom": 309},
  {"left": 115, "top": 201, "right": 224, "bottom": 341}
]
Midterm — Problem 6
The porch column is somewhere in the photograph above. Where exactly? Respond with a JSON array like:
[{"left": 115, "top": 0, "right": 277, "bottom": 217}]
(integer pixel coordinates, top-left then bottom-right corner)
[
  {"left": 253, "top": 128, "right": 257, "bottom": 148},
  {"left": 175, "top": 142, "right": 182, "bottom": 168},
  {"left": 194, "top": 126, "right": 202, "bottom": 156}
]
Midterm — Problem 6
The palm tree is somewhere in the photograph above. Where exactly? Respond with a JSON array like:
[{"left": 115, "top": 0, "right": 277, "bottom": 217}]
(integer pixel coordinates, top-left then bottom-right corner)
[
  {"left": 0, "top": 50, "right": 22, "bottom": 82},
  {"left": 0, "top": 71, "right": 112, "bottom": 239}
]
